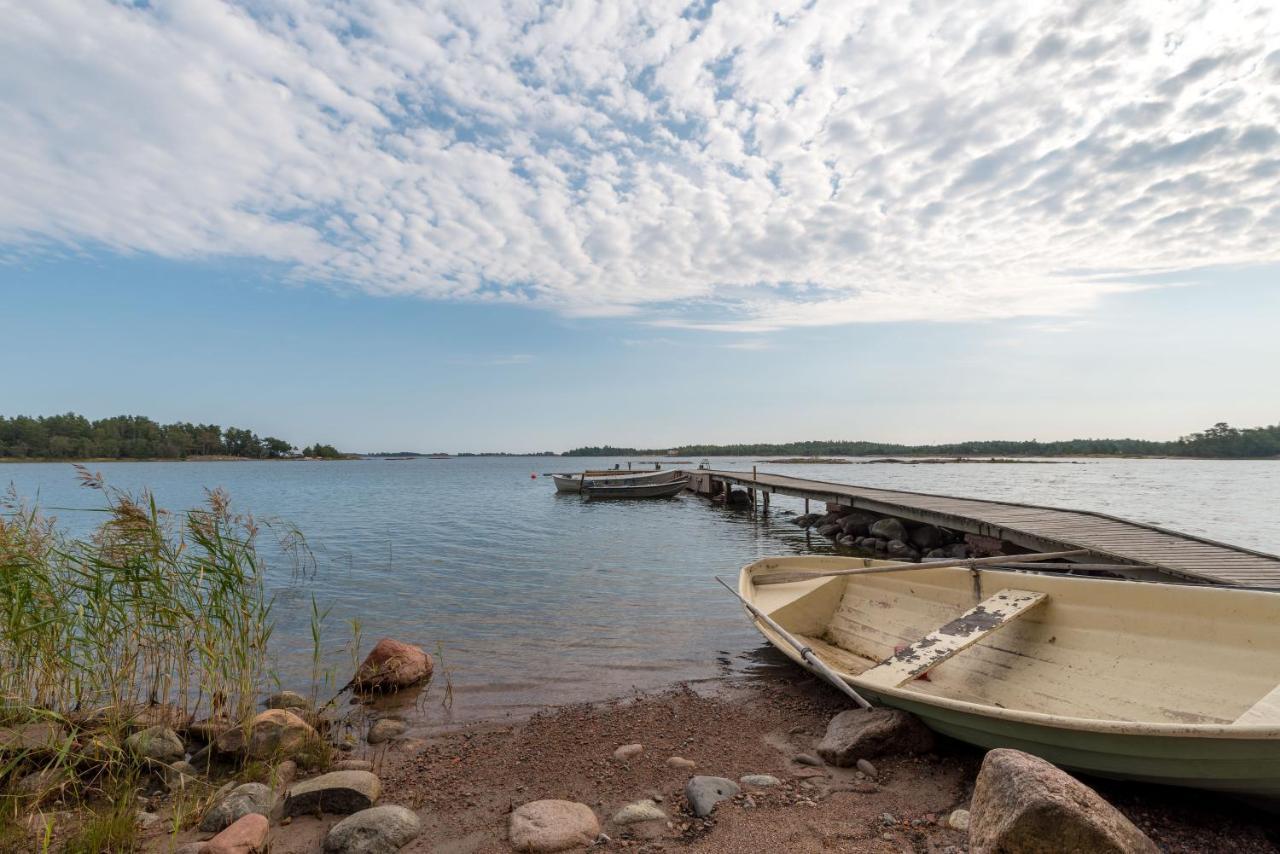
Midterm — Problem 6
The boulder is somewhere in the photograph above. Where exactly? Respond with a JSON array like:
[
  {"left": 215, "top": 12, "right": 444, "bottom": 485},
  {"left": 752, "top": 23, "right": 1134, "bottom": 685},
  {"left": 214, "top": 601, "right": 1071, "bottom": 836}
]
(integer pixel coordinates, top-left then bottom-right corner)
[
  {"left": 910, "top": 525, "right": 945, "bottom": 550},
  {"left": 885, "top": 540, "right": 921, "bottom": 561},
  {"left": 265, "top": 691, "right": 311, "bottom": 712},
  {"left": 12, "top": 766, "right": 71, "bottom": 805},
  {"left": 665, "top": 756, "right": 696, "bottom": 770},
  {"left": 366, "top": 718, "right": 406, "bottom": 745},
  {"left": 948, "top": 543, "right": 971, "bottom": 559},
  {"left": 924, "top": 548, "right": 950, "bottom": 560},
  {"left": 969, "top": 749, "right": 1158, "bottom": 854},
  {"left": 324, "top": 805, "right": 422, "bottom": 854},
  {"left": 726, "top": 489, "right": 752, "bottom": 507},
  {"left": 0, "top": 722, "right": 68, "bottom": 755},
  {"left": 816, "top": 709, "right": 934, "bottom": 766},
  {"left": 836, "top": 534, "right": 856, "bottom": 548},
  {"left": 200, "top": 782, "right": 276, "bottom": 832},
  {"left": 509, "top": 800, "right": 600, "bottom": 853},
  {"left": 794, "top": 513, "right": 822, "bottom": 529},
  {"left": 353, "top": 639, "right": 434, "bottom": 693},
  {"left": 125, "top": 725, "right": 186, "bottom": 763},
  {"left": 869, "top": 518, "right": 908, "bottom": 542},
  {"left": 815, "top": 523, "right": 843, "bottom": 538},
  {"left": 612, "top": 799, "right": 666, "bottom": 825},
  {"left": 684, "top": 776, "right": 739, "bottom": 817},
  {"left": 205, "top": 812, "right": 269, "bottom": 854},
  {"left": 335, "top": 759, "right": 374, "bottom": 772},
  {"left": 216, "top": 709, "right": 318, "bottom": 760},
  {"left": 284, "top": 770, "right": 381, "bottom": 817},
  {"left": 839, "top": 513, "right": 874, "bottom": 537}
]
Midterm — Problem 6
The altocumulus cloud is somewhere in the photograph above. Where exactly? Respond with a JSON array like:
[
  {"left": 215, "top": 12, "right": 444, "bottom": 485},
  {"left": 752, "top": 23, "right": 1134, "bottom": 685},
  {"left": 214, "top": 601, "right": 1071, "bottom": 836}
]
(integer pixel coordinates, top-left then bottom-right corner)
[{"left": 1, "top": 0, "right": 1278, "bottom": 330}]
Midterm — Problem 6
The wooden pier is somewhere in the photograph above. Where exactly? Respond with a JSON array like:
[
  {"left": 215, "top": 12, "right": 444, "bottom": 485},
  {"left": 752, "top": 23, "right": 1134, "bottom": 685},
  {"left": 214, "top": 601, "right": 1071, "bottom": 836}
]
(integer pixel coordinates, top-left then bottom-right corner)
[{"left": 684, "top": 469, "right": 1280, "bottom": 589}]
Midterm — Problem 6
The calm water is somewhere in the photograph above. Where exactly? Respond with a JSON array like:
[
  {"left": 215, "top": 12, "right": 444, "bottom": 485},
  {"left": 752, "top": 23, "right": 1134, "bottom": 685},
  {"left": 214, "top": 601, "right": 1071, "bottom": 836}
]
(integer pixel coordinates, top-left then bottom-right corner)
[{"left": 3, "top": 456, "right": 1278, "bottom": 727}]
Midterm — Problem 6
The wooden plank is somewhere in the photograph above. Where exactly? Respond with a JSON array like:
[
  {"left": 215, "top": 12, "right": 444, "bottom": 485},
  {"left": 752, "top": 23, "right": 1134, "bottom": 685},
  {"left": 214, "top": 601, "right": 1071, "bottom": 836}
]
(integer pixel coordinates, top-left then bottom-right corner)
[{"left": 857, "top": 589, "right": 1048, "bottom": 689}]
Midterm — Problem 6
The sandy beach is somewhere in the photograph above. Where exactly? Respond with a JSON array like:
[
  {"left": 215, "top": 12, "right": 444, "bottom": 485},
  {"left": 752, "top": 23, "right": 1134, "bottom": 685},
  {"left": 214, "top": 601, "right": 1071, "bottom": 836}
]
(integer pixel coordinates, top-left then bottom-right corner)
[{"left": 149, "top": 673, "right": 1278, "bottom": 853}]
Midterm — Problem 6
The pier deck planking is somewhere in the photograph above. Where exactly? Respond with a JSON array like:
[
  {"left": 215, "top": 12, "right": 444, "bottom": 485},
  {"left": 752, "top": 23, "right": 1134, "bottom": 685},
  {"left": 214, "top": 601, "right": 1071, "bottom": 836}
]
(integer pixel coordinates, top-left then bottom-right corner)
[{"left": 687, "top": 469, "right": 1280, "bottom": 588}]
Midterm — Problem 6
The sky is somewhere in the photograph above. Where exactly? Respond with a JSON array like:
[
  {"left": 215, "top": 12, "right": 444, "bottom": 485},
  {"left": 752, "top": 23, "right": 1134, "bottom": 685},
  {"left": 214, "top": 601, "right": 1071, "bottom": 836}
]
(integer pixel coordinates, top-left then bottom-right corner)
[{"left": 2, "top": 0, "right": 1279, "bottom": 452}]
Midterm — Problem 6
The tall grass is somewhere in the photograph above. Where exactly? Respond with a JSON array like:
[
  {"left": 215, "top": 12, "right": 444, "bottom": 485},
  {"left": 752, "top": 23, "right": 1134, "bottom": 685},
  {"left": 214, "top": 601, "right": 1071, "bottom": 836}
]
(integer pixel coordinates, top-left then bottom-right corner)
[
  {"left": 0, "top": 469, "right": 273, "bottom": 726},
  {"left": 0, "top": 470, "right": 294, "bottom": 847}
]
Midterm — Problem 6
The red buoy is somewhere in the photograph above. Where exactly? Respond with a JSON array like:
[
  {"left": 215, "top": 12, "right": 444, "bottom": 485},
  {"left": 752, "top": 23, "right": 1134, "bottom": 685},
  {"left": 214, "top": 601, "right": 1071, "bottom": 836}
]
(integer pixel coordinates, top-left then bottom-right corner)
[{"left": 531, "top": 473, "right": 537, "bottom": 479}]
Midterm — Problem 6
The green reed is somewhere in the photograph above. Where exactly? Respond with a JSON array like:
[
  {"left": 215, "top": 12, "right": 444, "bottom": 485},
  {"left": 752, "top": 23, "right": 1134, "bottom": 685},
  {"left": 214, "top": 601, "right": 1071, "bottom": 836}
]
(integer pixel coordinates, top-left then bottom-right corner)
[{"left": 0, "top": 470, "right": 273, "bottom": 727}]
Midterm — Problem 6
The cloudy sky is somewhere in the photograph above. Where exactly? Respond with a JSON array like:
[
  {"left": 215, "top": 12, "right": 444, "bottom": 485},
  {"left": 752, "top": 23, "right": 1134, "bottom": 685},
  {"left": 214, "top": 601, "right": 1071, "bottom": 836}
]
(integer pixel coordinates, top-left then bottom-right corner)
[{"left": 3, "top": 0, "right": 1278, "bottom": 451}]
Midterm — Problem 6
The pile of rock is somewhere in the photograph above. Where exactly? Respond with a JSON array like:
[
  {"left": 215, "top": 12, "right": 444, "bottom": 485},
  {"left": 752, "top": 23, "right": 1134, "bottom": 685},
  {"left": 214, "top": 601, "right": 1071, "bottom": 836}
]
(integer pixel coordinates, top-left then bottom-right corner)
[{"left": 792, "top": 507, "right": 975, "bottom": 561}]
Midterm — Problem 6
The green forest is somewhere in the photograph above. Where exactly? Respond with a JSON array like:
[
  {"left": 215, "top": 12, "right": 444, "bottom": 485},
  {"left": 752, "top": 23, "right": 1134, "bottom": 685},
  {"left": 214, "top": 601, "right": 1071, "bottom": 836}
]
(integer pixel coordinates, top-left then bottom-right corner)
[
  {"left": 0, "top": 413, "right": 344, "bottom": 460},
  {"left": 566, "top": 421, "right": 1280, "bottom": 460}
]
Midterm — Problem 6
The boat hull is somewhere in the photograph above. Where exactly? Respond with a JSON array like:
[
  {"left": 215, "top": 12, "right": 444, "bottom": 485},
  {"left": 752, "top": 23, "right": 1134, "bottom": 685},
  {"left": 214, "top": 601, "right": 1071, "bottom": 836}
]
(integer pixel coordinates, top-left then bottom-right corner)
[
  {"left": 584, "top": 478, "right": 689, "bottom": 500},
  {"left": 739, "top": 557, "right": 1280, "bottom": 797},
  {"left": 554, "top": 469, "right": 681, "bottom": 494}
]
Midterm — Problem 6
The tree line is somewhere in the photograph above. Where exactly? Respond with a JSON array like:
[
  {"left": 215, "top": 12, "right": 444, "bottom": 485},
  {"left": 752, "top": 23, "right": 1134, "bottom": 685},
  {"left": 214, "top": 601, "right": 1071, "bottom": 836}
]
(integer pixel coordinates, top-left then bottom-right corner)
[
  {"left": 0, "top": 413, "right": 344, "bottom": 460},
  {"left": 564, "top": 422, "right": 1280, "bottom": 460}
]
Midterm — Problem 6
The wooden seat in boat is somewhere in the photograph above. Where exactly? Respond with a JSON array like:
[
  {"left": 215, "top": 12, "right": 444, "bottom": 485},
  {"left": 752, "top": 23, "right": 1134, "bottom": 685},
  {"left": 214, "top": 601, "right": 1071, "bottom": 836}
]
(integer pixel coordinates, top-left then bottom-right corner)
[
  {"left": 857, "top": 589, "right": 1047, "bottom": 690},
  {"left": 1236, "top": 684, "right": 1280, "bottom": 725}
]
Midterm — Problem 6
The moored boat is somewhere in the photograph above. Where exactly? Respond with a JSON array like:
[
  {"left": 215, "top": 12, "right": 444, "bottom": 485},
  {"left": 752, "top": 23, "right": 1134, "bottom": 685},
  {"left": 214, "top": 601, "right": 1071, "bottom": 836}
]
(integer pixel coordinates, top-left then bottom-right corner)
[
  {"left": 737, "top": 556, "right": 1280, "bottom": 796},
  {"left": 552, "top": 469, "right": 682, "bottom": 494},
  {"left": 582, "top": 477, "right": 690, "bottom": 500}
]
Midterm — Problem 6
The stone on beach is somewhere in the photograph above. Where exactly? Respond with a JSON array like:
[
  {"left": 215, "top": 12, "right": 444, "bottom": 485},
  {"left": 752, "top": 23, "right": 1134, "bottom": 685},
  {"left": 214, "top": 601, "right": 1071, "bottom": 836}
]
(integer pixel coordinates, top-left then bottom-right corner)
[
  {"left": 509, "top": 799, "right": 600, "bottom": 853},
  {"left": 217, "top": 709, "right": 319, "bottom": 760},
  {"left": 792, "top": 753, "right": 823, "bottom": 766},
  {"left": 125, "top": 725, "right": 185, "bottom": 763},
  {"left": 353, "top": 638, "right": 434, "bottom": 693},
  {"left": 367, "top": 718, "right": 407, "bottom": 745},
  {"left": 612, "top": 743, "right": 643, "bottom": 761},
  {"left": 200, "top": 782, "right": 276, "bottom": 832},
  {"left": 947, "top": 808, "right": 970, "bottom": 831},
  {"left": 817, "top": 709, "right": 934, "bottom": 766},
  {"left": 684, "top": 776, "right": 740, "bottom": 817},
  {"left": 666, "top": 756, "right": 696, "bottom": 769},
  {"left": 612, "top": 799, "right": 667, "bottom": 825},
  {"left": 739, "top": 774, "right": 781, "bottom": 788},
  {"left": 13, "top": 766, "right": 71, "bottom": 805},
  {"left": 969, "top": 749, "right": 1158, "bottom": 854},
  {"left": 205, "top": 812, "right": 270, "bottom": 854},
  {"left": 323, "top": 805, "right": 423, "bottom": 853},
  {"left": 284, "top": 770, "right": 381, "bottom": 817},
  {"left": 0, "top": 721, "right": 68, "bottom": 755},
  {"left": 335, "top": 759, "right": 375, "bottom": 772}
]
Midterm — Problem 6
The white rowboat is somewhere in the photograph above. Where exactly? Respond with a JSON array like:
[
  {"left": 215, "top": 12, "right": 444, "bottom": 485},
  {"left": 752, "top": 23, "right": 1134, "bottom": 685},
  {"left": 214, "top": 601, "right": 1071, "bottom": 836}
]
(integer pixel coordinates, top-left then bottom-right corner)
[
  {"left": 552, "top": 469, "right": 682, "bottom": 494},
  {"left": 582, "top": 477, "right": 690, "bottom": 500},
  {"left": 738, "top": 555, "right": 1280, "bottom": 797}
]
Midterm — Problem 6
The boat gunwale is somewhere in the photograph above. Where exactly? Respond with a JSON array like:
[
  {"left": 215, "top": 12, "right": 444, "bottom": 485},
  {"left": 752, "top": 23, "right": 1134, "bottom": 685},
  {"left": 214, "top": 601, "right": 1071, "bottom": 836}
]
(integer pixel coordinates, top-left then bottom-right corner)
[{"left": 739, "top": 557, "right": 1280, "bottom": 740}]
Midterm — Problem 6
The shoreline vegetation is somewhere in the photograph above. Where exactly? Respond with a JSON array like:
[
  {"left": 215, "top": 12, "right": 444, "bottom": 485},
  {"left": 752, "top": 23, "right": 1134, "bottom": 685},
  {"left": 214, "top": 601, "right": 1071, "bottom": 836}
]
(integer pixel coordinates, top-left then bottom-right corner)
[
  {"left": 567, "top": 420, "right": 1280, "bottom": 460},
  {"left": 0, "top": 413, "right": 349, "bottom": 462},
  {"left": 0, "top": 475, "right": 440, "bottom": 852}
]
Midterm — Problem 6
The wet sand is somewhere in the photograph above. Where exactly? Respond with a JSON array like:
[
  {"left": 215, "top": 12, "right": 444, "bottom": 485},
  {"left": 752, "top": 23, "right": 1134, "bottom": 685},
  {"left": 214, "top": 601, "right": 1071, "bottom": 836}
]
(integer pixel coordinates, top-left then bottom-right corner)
[{"left": 248, "top": 674, "right": 1277, "bottom": 853}]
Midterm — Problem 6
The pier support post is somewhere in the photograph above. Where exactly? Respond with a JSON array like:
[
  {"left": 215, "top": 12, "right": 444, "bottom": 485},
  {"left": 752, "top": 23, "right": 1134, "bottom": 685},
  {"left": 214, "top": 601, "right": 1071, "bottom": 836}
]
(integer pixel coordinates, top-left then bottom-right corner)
[
  {"left": 763, "top": 491, "right": 770, "bottom": 513},
  {"left": 804, "top": 498, "right": 810, "bottom": 514}
]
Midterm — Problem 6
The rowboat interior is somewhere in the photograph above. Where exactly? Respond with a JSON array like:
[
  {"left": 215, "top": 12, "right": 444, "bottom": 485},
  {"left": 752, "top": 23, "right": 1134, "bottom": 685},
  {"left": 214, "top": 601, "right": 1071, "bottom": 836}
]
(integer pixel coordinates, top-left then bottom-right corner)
[{"left": 742, "top": 557, "right": 1280, "bottom": 732}]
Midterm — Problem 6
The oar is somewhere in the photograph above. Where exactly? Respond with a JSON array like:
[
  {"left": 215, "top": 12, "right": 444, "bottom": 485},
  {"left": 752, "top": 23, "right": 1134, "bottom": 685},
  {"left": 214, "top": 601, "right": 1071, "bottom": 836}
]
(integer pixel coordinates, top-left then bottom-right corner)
[
  {"left": 715, "top": 576, "right": 873, "bottom": 710},
  {"left": 753, "top": 549, "right": 1090, "bottom": 586}
]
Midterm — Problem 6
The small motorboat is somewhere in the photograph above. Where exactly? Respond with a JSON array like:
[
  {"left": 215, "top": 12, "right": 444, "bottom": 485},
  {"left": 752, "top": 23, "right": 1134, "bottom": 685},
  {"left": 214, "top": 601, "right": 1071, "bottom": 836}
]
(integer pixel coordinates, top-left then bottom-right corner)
[
  {"left": 552, "top": 469, "right": 681, "bottom": 494},
  {"left": 736, "top": 555, "right": 1280, "bottom": 796},
  {"left": 582, "top": 477, "right": 690, "bottom": 500}
]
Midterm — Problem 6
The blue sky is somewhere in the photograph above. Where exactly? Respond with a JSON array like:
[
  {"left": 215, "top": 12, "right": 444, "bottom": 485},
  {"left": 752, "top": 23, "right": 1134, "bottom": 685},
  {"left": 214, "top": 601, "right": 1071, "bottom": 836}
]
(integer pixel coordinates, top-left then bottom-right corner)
[{"left": 2, "top": 1, "right": 1279, "bottom": 452}]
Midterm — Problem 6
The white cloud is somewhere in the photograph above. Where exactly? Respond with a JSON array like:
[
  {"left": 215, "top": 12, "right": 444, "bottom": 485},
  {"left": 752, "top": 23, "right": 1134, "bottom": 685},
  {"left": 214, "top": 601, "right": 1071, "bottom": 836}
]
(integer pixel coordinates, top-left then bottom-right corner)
[{"left": 1, "top": 0, "right": 1278, "bottom": 330}]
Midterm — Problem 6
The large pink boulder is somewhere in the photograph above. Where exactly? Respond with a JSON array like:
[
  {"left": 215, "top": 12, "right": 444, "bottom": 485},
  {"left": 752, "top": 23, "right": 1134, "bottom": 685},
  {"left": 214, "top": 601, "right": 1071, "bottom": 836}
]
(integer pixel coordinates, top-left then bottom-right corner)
[
  {"left": 353, "top": 638, "right": 433, "bottom": 692},
  {"left": 969, "top": 749, "right": 1159, "bottom": 854},
  {"left": 205, "top": 813, "right": 269, "bottom": 854}
]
